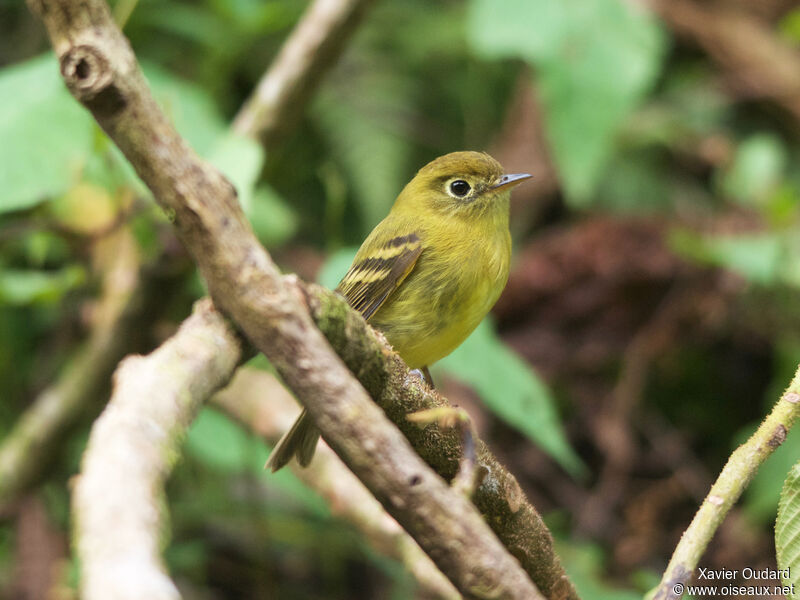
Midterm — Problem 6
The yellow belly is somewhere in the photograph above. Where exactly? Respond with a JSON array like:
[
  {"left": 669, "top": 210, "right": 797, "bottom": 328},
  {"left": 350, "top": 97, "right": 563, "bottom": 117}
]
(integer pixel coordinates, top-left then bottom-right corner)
[{"left": 368, "top": 232, "right": 510, "bottom": 368}]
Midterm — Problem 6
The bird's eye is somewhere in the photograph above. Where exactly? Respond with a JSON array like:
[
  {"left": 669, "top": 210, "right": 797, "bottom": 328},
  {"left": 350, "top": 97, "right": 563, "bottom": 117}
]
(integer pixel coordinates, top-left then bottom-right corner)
[{"left": 449, "top": 180, "right": 471, "bottom": 197}]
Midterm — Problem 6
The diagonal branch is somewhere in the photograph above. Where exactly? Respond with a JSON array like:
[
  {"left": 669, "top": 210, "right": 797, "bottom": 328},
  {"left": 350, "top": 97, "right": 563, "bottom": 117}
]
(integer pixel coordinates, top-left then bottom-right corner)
[
  {"left": 31, "top": 0, "right": 548, "bottom": 597},
  {"left": 230, "top": 0, "right": 568, "bottom": 591},
  {"left": 204, "top": 1, "right": 455, "bottom": 595},
  {"left": 6, "top": 0, "right": 450, "bottom": 595},
  {"left": 650, "top": 368, "right": 800, "bottom": 600},
  {"left": 232, "top": 0, "right": 374, "bottom": 144},
  {"left": 0, "top": 0, "right": 373, "bottom": 512}
]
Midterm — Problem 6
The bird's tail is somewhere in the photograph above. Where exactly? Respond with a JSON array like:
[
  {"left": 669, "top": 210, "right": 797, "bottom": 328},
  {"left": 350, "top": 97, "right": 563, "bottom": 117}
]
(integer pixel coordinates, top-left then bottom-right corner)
[{"left": 265, "top": 409, "right": 320, "bottom": 472}]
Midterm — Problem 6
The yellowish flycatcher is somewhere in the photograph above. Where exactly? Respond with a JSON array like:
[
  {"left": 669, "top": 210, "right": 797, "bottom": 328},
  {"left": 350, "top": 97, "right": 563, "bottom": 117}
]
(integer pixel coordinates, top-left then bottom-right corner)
[{"left": 266, "top": 151, "right": 531, "bottom": 471}]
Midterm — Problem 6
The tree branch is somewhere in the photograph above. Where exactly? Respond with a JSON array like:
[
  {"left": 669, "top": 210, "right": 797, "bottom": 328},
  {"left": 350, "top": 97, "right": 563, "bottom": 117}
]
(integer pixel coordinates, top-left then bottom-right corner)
[
  {"left": 31, "top": 0, "right": 548, "bottom": 597},
  {"left": 186, "top": 0, "right": 455, "bottom": 595},
  {"left": 73, "top": 299, "right": 244, "bottom": 600},
  {"left": 7, "top": 0, "right": 454, "bottom": 596},
  {"left": 213, "top": 368, "right": 460, "bottom": 600},
  {"left": 651, "top": 366, "right": 800, "bottom": 600},
  {"left": 232, "top": 0, "right": 374, "bottom": 144},
  {"left": 74, "top": 304, "right": 454, "bottom": 600}
]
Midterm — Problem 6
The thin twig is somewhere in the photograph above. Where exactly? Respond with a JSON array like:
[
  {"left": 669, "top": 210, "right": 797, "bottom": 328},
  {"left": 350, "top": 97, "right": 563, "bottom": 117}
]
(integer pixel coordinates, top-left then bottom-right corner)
[
  {"left": 232, "top": 0, "right": 375, "bottom": 144},
  {"left": 651, "top": 366, "right": 800, "bottom": 600},
  {"left": 407, "top": 407, "right": 483, "bottom": 498},
  {"left": 0, "top": 231, "right": 142, "bottom": 509}
]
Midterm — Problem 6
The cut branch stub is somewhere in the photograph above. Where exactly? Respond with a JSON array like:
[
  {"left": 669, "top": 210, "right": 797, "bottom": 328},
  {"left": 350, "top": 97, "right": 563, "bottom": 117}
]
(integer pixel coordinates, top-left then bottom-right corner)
[{"left": 60, "top": 45, "right": 127, "bottom": 117}]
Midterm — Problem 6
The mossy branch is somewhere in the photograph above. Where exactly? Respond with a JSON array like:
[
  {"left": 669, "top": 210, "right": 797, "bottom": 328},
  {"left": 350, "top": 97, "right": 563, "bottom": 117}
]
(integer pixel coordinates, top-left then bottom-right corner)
[{"left": 302, "top": 280, "right": 578, "bottom": 599}]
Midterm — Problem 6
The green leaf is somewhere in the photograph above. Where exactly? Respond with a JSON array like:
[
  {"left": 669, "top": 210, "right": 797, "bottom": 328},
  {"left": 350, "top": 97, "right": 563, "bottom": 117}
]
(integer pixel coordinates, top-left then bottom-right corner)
[
  {"left": 141, "top": 62, "right": 227, "bottom": 157},
  {"left": 671, "top": 229, "right": 800, "bottom": 288},
  {"left": 718, "top": 134, "right": 787, "bottom": 206},
  {"left": 186, "top": 407, "right": 262, "bottom": 473},
  {"left": 246, "top": 185, "right": 298, "bottom": 248},
  {"left": 0, "top": 266, "right": 86, "bottom": 306},
  {"left": 745, "top": 425, "right": 800, "bottom": 524},
  {"left": 0, "top": 54, "right": 240, "bottom": 216},
  {"left": 0, "top": 54, "right": 94, "bottom": 213},
  {"left": 556, "top": 540, "right": 643, "bottom": 600},
  {"left": 207, "top": 131, "right": 264, "bottom": 212},
  {"left": 776, "top": 460, "right": 800, "bottom": 595},
  {"left": 135, "top": 3, "right": 234, "bottom": 49},
  {"left": 438, "top": 320, "right": 585, "bottom": 476},
  {"left": 779, "top": 8, "right": 800, "bottom": 45},
  {"left": 469, "top": 0, "right": 568, "bottom": 61},
  {"left": 186, "top": 408, "right": 328, "bottom": 515},
  {"left": 317, "top": 247, "right": 358, "bottom": 289},
  {"left": 701, "top": 235, "right": 783, "bottom": 285},
  {"left": 670, "top": 230, "right": 784, "bottom": 285},
  {"left": 745, "top": 342, "right": 800, "bottom": 524},
  {"left": 468, "top": 0, "right": 665, "bottom": 204}
]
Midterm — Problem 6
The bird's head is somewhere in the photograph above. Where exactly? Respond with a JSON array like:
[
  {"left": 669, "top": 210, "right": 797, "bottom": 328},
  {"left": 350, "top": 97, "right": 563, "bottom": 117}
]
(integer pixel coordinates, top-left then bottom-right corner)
[{"left": 393, "top": 151, "right": 531, "bottom": 220}]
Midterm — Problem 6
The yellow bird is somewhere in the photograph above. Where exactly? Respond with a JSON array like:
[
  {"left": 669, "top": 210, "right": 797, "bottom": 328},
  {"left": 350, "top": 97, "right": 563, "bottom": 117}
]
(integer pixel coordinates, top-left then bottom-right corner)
[{"left": 266, "top": 151, "right": 531, "bottom": 471}]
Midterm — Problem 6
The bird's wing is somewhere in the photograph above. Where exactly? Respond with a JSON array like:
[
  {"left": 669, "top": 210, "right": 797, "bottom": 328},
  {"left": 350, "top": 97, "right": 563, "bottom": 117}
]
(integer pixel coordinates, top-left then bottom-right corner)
[{"left": 336, "top": 233, "right": 423, "bottom": 320}]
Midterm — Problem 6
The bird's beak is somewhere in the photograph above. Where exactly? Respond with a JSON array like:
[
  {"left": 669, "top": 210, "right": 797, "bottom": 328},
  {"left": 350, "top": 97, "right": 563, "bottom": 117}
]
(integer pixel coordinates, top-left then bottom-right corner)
[{"left": 492, "top": 173, "right": 533, "bottom": 190}]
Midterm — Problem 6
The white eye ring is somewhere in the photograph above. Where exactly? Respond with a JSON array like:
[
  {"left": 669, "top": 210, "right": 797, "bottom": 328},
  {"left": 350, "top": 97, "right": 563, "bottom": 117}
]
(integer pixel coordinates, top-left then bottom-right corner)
[{"left": 448, "top": 179, "right": 471, "bottom": 198}]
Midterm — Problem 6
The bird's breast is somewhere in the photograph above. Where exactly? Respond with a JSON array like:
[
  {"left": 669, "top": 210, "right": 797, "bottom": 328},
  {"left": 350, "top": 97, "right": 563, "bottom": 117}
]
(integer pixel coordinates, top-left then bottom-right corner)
[{"left": 370, "top": 225, "right": 511, "bottom": 368}]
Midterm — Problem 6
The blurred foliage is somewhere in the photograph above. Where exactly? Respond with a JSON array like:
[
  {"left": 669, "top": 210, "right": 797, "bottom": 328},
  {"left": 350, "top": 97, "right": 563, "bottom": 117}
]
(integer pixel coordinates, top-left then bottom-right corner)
[
  {"left": 0, "top": 54, "right": 94, "bottom": 213},
  {"left": 2, "top": 0, "right": 800, "bottom": 597},
  {"left": 559, "top": 543, "right": 645, "bottom": 600},
  {"left": 186, "top": 408, "right": 328, "bottom": 516},
  {"left": 437, "top": 319, "right": 585, "bottom": 476},
  {"left": 469, "top": 0, "right": 665, "bottom": 204}
]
